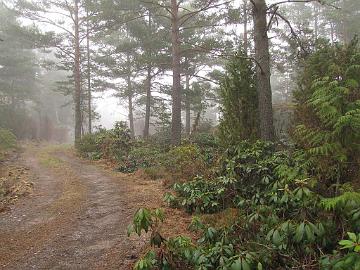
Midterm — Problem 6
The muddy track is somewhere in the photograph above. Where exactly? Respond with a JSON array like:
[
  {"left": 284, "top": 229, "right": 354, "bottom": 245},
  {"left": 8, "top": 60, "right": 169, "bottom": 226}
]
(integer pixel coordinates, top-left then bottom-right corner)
[{"left": 0, "top": 145, "right": 154, "bottom": 270}]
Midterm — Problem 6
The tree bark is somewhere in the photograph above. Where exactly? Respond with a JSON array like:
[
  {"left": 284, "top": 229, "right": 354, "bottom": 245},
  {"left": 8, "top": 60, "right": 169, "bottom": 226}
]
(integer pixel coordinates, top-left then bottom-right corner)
[
  {"left": 243, "top": 0, "right": 248, "bottom": 55},
  {"left": 252, "top": 0, "right": 275, "bottom": 141},
  {"left": 128, "top": 93, "right": 135, "bottom": 139},
  {"left": 143, "top": 65, "right": 152, "bottom": 138},
  {"left": 126, "top": 54, "right": 135, "bottom": 138},
  {"left": 143, "top": 12, "right": 152, "bottom": 139},
  {"left": 192, "top": 111, "right": 201, "bottom": 134},
  {"left": 313, "top": 3, "right": 319, "bottom": 40},
  {"left": 74, "top": 0, "right": 82, "bottom": 145},
  {"left": 86, "top": 10, "right": 92, "bottom": 134},
  {"left": 185, "top": 68, "right": 191, "bottom": 136},
  {"left": 170, "top": 0, "right": 182, "bottom": 145}
]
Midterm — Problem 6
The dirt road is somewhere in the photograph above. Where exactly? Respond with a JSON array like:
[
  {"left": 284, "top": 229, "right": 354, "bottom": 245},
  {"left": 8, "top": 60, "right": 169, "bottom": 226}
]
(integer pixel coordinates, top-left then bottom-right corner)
[{"left": 0, "top": 145, "right": 162, "bottom": 270}]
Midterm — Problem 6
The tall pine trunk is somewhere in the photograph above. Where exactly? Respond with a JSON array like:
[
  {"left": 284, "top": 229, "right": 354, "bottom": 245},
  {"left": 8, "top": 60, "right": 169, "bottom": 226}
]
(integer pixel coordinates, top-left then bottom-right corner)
[
  {"left": 128, "top": 93, "right": 135, "bottom": 139},
  {"left": 171, "top": 0, "right": 182, "bottom": 145},
  {"left": 143, "top": 65, "right": 152, "bottom": 138},
  {"left": 253, "top": 0, "right": 275, "bottom": 141},
  {"left": 243, "top": 0, "right": 248, "bottom": 55},
  {"left": 143, "top": 12, "right": 152, "bottom": 139},
  {"left": 313, "top": 3, "right": 319, "bottom": 40},
  {"left": 86, "top": 10, "right": 92, "bottom": 134},
  {"left": 126, "top": 54, "right": 135, "bottom": 138},
  {"left": 185, "top": 71, "right": 191, "bottom": 136},
  {"left": 74, "top": 0, "right": 82, "bottom": 145}
]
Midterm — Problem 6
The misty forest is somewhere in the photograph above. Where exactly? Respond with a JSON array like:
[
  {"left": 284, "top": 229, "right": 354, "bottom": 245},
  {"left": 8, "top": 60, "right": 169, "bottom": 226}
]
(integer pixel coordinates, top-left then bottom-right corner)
[{"left": 1, "top": 0, "right": 360, "bottom": 269}]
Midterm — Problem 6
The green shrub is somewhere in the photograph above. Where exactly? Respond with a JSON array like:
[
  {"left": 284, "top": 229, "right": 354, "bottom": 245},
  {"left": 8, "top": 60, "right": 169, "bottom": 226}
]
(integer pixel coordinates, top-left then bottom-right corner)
[
  {"left": 0, "top": 128, "right": 17, "bottom": 150},
  {"left": 128, "top": 143, "right": 164, "bottom": 168},
  {"left": 321, "top": 232, "right": 360, "bottom": 269},
  {"left": 294, "top": 39, "right": 360, "bottom": 187},
  {"left": 160, "top": 140, "right": 360, "bottom": 269},
  {"left": 148, "top": 128, "right": 172, "bottom": 150},
  {"left": 116, "top": 142, "right": 166, "bottom": 174},
  {"left": 218, "top": 51, "right": 259, "bottom": 146},
  {"left": 0, "top": 128, "right": 17, "bottom": 160},
  {"left": 77, "top": 131, "right": 103, "bottom": 159},
  {"left": 77, "top": 121, "right": 132, "bottom": 162},
  {"left": 161, "top": 144, "right": 208, "bottom": 182},
  {"left": 190, "top": 133, "right": 218, "bottom": 149},
  {"left": 128, "top": 208, "right": 195, "bottom": 270}
]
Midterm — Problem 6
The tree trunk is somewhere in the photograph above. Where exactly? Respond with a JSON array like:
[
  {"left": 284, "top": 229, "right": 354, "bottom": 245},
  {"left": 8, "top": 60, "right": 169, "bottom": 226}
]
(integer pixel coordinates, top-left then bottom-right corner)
[
  {"left": 243, "top": 0, "right": 248, "bottom": 55},
  {"left": 128, "top": 93, "right": 135, "bottom": 139},
  {"left": 74, "top": 0, "right": 82, "bottom": 145},
  {"left": 143, "top": 65, "right": 152, "bottom": 138},
  {"left": 143, "top": 12, "right": 152, "bottom": 139},
  {"left": 86, "top": 10, "right": 92, "bottom": 134},
  {"left": 126, "top": 54, "right": 135, "bottom": 138},
  {"left": 252, "top": 0, "right": 275, "bottom": 141},
  {"left": 170, "top": 0, "right": 182, "bottom": 145},
  {"left": 192, "top": 111, "right": 201, "bottom": 134},
  {"left": 330, "top": 22, "right": 335, "bottom": 45},
  {"left": 185, "top": 71, "right": 191, "bottom": 136},
  {"left": 313, "top": 3, "right": 319, "bottom": 40}
]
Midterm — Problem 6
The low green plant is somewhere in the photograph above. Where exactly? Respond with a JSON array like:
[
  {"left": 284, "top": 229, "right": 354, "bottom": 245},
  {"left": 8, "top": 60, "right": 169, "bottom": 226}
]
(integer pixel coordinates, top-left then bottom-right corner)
[
  {"left": 161, "top": 144, "right": 208, "bottom": 182},
  {"left": 0, "top": 128, "right": 17, "bottom": 150},
  {"left": 77, "top": 121, "right": 132, "bottom": 162},
  {"left": 321, "top": 232, "right": 360, "bottom": 269},
  {"left": 161, "top": 140, "right": 360, "bottom": 269},
  {"left": 0, "top": 128, "right": 17, "bottom": 161},
  {"left": 128, "top": 208, "right": 195, "bottom": 270}
]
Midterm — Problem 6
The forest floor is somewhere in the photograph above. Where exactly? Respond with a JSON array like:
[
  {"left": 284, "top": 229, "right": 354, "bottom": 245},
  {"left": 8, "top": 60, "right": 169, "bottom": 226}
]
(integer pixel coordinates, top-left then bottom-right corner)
[{"left": 0, "top": 143, "right": 192, "bottom": 270}]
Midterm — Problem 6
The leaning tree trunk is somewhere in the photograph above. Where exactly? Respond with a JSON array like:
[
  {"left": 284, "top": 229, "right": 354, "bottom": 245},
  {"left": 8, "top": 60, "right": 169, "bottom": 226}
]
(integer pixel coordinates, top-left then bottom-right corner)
[
  {"left": 253, "top": 0, "right": 275, "bottom": 141},
  {"left": 170, "top": 0, "right": 182, "bottom": 145},
  {"left": 74, "top": 0, "right": 82, "bottom": 145}
]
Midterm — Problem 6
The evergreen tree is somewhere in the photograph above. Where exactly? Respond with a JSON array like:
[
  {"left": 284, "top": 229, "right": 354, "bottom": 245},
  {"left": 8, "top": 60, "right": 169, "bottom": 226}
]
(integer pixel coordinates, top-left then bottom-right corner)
[{"left": 218, "top": 51, "right": 259, "bottom": 145}]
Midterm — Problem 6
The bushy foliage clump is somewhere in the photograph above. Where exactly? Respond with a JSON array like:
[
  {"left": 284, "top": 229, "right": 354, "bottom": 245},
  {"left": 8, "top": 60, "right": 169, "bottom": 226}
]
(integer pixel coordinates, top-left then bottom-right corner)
[
  {"left": 117, "top": 142, "right": 166, "bottom": 174},
  {"left": 77, "top": 121, "right": 132, "bottom": 162},
  {"left": 132, "top": 141, "right": 360, "bottom": 269},
  {"left": 161, "top": 144, "right": 205, "bottom": 182},
  {"left": 0, "top": 128, "right": 17, "bottom": 150},
  {"left": 294, "top": 39, "right": 360, "bottom": 186},
  {"left": 0, "top": 128, "right": 17, "bottom": 161},
  {"left": 218, "top": 51, "right": 259, "bottom": 146}
]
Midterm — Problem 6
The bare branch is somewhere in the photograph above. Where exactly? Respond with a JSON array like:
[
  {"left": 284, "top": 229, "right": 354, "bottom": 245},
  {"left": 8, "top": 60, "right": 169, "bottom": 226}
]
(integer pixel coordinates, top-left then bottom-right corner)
[
  {"left": 274, "top": 11, "right": 308, "bottom": 55},
  {"left": 267, "top": 0, "right": 339, "bottom": 10}
]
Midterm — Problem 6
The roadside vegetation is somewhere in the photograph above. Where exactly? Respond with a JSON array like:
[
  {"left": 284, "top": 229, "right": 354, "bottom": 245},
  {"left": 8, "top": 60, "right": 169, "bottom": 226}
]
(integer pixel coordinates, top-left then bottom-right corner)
[
  {"left": 0, "top": 129, "right": 33, "bottom": 211},
  {"left": 77, "top": 41, "right": 360, "bottom": 270}
]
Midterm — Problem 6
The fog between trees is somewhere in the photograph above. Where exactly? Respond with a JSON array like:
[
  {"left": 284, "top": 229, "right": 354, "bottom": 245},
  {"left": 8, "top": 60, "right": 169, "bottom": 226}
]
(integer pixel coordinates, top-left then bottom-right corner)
[{"left": 0, "top": 0, "right": 359, "bottom": 144}]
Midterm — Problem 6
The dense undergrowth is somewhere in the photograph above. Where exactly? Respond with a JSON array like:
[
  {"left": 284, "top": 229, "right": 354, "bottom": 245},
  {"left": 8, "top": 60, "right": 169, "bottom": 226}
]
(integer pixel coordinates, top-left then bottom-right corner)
[
  {"left": 77, "top": 122, "right": 219, "bottom": 183},
  {"left": 129, "top": 141, "right": 360, "bottom": 270},
  {"left": 78, "top": 41, "right": 360, "bottom": 269},
  {"left": 0, "top": 128, "right": 18, "bottom": 161},
  {"left": 0, "top": 128, "right": 33, "bottom": 211}
]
